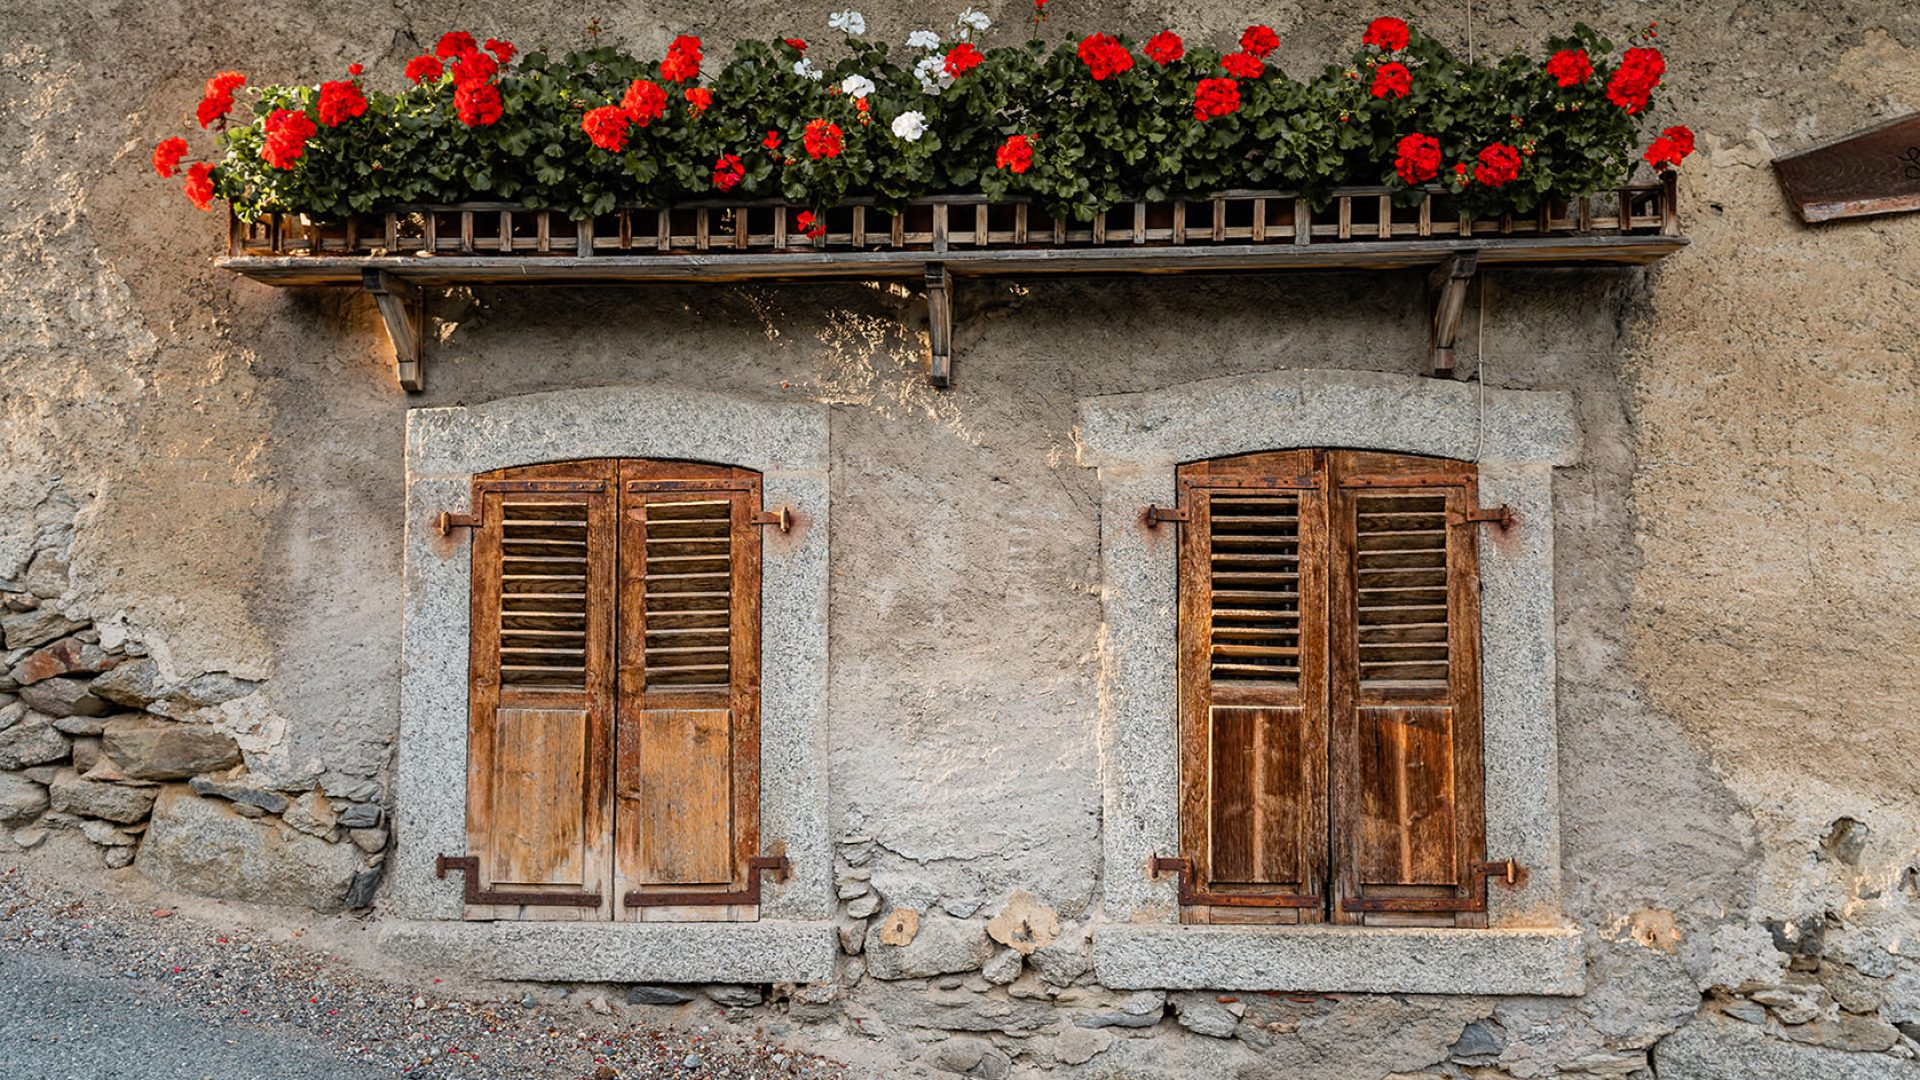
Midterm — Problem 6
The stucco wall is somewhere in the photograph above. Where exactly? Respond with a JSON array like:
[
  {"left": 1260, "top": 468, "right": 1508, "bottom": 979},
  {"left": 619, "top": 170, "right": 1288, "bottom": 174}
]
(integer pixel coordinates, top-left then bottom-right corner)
[{"left": 4, "top": 0, "right": 1919, "bottom": 1075}]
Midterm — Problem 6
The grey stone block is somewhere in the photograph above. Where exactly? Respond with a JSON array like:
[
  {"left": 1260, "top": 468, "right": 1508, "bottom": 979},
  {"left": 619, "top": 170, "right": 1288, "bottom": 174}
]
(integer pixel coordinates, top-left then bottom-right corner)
[
  {"left": 0, "top": 771, "right": 49, "bottom": 823},
  {"left": 1654, "top": 1015, "right": 1920, "bottom": 1079},
  {"left": 0, "top": 714, "right": 69, "bottom": 769},
  {"left": 138, "top": 786, "right": 365, "bottom": 912},
  {"left": 377, "top": 919, "right": 836, "bottom": 984},
  {"left": 101, "top": 718, "right": 241, "bottom": 780},
  {"left": 48, "top": 768, "right": 158, "bottom": 823}
]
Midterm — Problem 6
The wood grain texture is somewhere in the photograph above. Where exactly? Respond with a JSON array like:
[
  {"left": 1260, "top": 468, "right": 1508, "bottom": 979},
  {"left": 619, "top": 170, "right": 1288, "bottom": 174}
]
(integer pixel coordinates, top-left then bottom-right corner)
[
  {"left": 629, "top": 707, "right": 733, "bottom": 884},
  {"left": 489, "top": 707, "right": 589, "bottom": 885},
  {"left": 1772, "top": 113, "right": 1920, "bottom": 223}
]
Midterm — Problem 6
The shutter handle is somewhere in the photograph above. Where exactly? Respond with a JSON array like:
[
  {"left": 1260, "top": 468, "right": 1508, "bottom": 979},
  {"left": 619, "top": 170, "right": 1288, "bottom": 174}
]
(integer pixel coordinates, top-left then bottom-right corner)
[
  {"left": 1448, "top": 505, "right": 1515, "bottom": 530},
  {"left": 1143, "top": 505, "right": 1188, "bottom": 528}
]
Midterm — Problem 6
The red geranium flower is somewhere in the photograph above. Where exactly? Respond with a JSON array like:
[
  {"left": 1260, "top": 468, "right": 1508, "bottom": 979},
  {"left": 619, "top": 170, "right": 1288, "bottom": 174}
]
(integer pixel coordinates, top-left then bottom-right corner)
[
  {"left": 1643, "top": 124, "right": 1696, "bottom": 170},
  {"left": 1193, "top": 77, "right": 1241, "bottom": 121},
  {"left": 1220, "top": 51, "right": 1264, "bottom": 79},
  {"left": 1370, "top": 61, "right": 1411, "bottom": 99},
  {"left": 945, "top": 42, "right": 985, "bottom": 77},
  {"left": 803, "top": 118, "right": 844, "bottom": 159},
  {"left": 763, "top": 130, "right": 782, "bottom": 150},
  {"left": 1143, "top": 31, "right": 1184, "bottom": 65},
  {"left": 152, "top": 136, "right": 189, "bottom": 178},
  {"left": 483, "top": 38, "right": 516, "bottom": 64},
  {"left": 1076, "top": 33, "right": 1134, "bottom": 80},
  {"left": 405, "top": 55, "right": 444, "bottom": 84},
  {"left": 1545, "top": 48, "right": 1592, "bottom": 87},
  {"left": 454, "top": 81, "right": 503, "bottom": 126},
  {"left": 183, "top": 161, "right": 216, "bottom": 210},
  {"left": 450, "top": 50, "right": 498, "bottom": 87},
  {"left": 1393, "top": 131, "right": 1442, "bottom": 184},
  {"left": 1473, "top": 142, "right": 1523, "bottom": 187},
  {"left": 686, "top": 87, "right": 713, "bottom": 115},
  {"left": 784, "top": 37, "right": 808, "bottom": 51},
  {"left": 316, "top": 79, "right": 369, "bottom": 127},
  {"left": 712, "top": 153, "right": 745, "bottom": 191},
  {"left": 995, "top": 133, "right": 1034, "bottom": 174},
  {"left": 1363, "top": 17, "right": 1410, "bottom": 52},
  {"left": 1605, "top": 46, "right": 1664, "bottom": 113},
  {"left": 660, "top": 34, "right": 703, "bottom": 82},
  {"left": 794, "top": 210, "right": 826, "bottom": 238},
  {"left": 622, "top": 79, "right": 668, "bottom": 126},
  {"left": 582, "top": 105, "right": 632, "bottom": 152},
  {"left": 259, "top": 107, "right": 316, "bottom": 169},
  {"left": 1239, "top": 24, "right": 1280, "bottom": 59},
  {"left": 195, "top": 70, "right": 246, "bottom": 128},
  {"left": 435, "top": 31, "right": 478, "bottom": 59},
  {"left": 348, "top": 63, "right": 364, "bottom": 76}
]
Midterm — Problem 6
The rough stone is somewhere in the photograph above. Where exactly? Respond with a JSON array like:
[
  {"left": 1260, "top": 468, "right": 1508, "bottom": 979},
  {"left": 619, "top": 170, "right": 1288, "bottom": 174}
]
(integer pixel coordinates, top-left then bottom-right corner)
[
  {"left": 1722, "top": 999, "right": 1768, "bottom": 1024},
  {"left": 81, "top": 818, "right": 137, "bottom": 846},
  {"left": 1050, "top": 1025, "right": 1115, "bottom": 1066},
  {"left": 1821, "top": 817, "right": 1871, "bottom": 865},
  {"left": 626, "top": 986, "right": 696, "bottom": 1005},
  {"left": 942, "top": 897, "right": 983, "bottom": 918},
  {"left": 838, "top": 923, "right": 865, "bottom": 955},
  {"left": 0, "top": 608, "right": 84, "bottom": 652},
  {"left": 789, "top": 983, "right": 837, "bottom": 1024},
  {"left": 703, "top": 985, "right": 764, "bottom": 1008},
  {"left": 985, "top": 891, "right": 1060, "bottom": 956},
  {"left": 18, "top": 551, "right": 69, "bottom": 600},
  {"left": 18, "top": 677, "right": 112, "bottom": 718},
  {"left": 0, "top": 702, "right": 20, "bottom": 733},
  {"left": 981, "top": 947, "right": 1022, "bottom": 986},
  {"left": 187, "top": 775, "right": 290, "bottom": 815},
  {"left": 864, "top": 913, "right": 992, "bottom": 980},
  {"left": 48, "top": 769, "right": 158, "bottom": 823},
  {"left": 836, "top": 882, "right": 870, "bottom": 900},
  {"left": 344, "top": 867, "right": 383, "bottom": 909},
  {"left": 12, "top": 824, "right": 48, "bottom": 849},
  {"left": 1827, "top": 964, "right": 1887, "bottom": 1015},
  {"left": 1171, "top": 992, "right": 1239, "bottom": 1038},
  {"left": 50, "top": 712, "right": 106, "bottom": 737},
  {"left": 1029, "top": 929, "right": 1092, "bottom": 988},
  {"left": 1451, "top": 1018, "right": 1507, "bottom": 1060},
  {"left": 877, "top": 907, "right": 920, "bottom": 946},
  {"left": 1073, "top": 990, "right": 1166, "bottom": 1030},
  {"left": 0, "top": 715, "right": 70, "bottom": 770},
  {"left": 1655, "top": 1015, "right": 1920, "bottom": 1079},
  {"left": 103, "top": 844, "right": 135, "bottom": 869},
  {"left": 906, "top": 989, "right": 1058, "bottom": 1035},
  {"left": 0, "top": 772, "right": 49, "bottom": 822},
  {"left": 282, "top": 790, "right": 340, "bottom": 840},
  {"left": 348, "top": 828, "right": 389, "bottom": 853},
  {"left": 335, "top": 802, "right": 382, "bottom": 829},
  {"left": 8, "top": 637, "right": 119, "bottom": 686},
  {"left": 1777, "top": 1013, "right": 1901, "bottom": 1054},
  {"left": 86, "top": 658, "right": 162, "bottom": 708},
  {"left": 846, "top": 893, "right": 881, "bottom": 919},
  {"left": 1752, "top": 985, "right": 1824, "bottom": 1026},
  {"left": 101, "top": 718, "right": 241, "bottom": 780},
  {"left": 138, "top": 786, "right": 364, "bottom": 912}
]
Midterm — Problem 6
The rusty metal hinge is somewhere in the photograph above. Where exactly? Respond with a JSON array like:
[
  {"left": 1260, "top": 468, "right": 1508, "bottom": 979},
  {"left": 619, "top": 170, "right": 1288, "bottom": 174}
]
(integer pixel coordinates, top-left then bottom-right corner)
[
  {"left": 624, "top": 854, "right": 791, "bottom": 908},
  {"left": 751, "top": 505, "right": 795, "bottom": 533},
  {"left": 1151, "top": 854, "right": 1321, "bottom": 909},
  {"left": 436, "top": 511, "right": 480, "bottom": 536},
  {"left": 1341, "top": 859, "right": 1528, "bottom": 913},
  {"left": 1143, "top": 505, "right": 1189, "bottom": 527},
  {"left": 1476, "top": 858, "right": 1527, "bottom": 888},
  {"left": 1449, "top": 505, "right": 1515, "bottom": 530},
  {"left": 435, "top": 854, "right": 603, "bottom": 908}
]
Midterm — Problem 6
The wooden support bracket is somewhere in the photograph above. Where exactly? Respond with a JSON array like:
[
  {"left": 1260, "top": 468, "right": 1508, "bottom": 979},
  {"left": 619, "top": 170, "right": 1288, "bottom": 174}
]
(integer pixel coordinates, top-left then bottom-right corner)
[
  {"left": 925, "top": 262, "right": 953, "bottom": 388},
  {"left": 361, "top": 268, "right": 425, "bottom": 392},
  {"left": 1427, "top": 251, "right": 1479, "bottom": 378}
]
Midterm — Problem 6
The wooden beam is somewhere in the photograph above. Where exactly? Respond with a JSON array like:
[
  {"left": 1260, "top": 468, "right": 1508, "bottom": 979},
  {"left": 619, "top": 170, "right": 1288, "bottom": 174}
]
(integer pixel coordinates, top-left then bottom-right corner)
[
  {"left": 1427, "top": 252, "right": 1478, "bottom": 378},
  {"left": 1772, "top": 112, "right": 1920, "bottom": 224},
  {"left": 361, "top": 269, "right": 424, "bottom": 391},
  {"left": 925, "top": 262, "right": 953, "bottom": 388}
]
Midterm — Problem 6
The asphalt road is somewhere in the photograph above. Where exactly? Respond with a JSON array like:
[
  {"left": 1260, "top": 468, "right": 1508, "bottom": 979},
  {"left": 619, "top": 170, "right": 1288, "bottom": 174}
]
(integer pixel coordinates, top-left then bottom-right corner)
[{"left": 0, "top": 949, "right": 400, "bottom": 1080}]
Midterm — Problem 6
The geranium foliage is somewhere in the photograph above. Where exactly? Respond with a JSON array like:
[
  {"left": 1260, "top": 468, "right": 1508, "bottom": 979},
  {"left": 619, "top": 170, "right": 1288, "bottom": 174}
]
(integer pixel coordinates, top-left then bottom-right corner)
[{"left": 158, "top": 11, "right": 1692, "bottom": 223}]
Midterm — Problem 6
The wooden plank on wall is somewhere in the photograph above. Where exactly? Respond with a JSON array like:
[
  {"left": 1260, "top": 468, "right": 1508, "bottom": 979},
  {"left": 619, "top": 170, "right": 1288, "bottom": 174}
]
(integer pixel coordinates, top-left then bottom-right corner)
[{"left": 1773, "top": 113, "right": 1920, "bottom": 223}]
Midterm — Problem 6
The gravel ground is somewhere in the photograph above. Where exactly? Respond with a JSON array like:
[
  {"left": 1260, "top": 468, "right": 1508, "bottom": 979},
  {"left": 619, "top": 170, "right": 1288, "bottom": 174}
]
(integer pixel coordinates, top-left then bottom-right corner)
[{"left": 0, "top": 863, "right": 851, "bottom": 1080}]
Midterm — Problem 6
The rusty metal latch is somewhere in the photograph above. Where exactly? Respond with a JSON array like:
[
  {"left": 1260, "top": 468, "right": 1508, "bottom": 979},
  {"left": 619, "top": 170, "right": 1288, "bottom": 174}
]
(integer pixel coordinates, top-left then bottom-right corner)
[
  {"left": 1144, "top": 505, "right": 1189, "bottom": 527},
  {"left": 751, "top": 506, "right": 795, "bottom": 533},
  {"left": 1449, "top": 505, "right": 1515, "bottom": 530},
  {"left": 435, "top": 854, "right": 603, "bottom": 908},
  {"left": 436, "top": 511, "right": 480, "bottom": 536},
  {"left": 1476, "top": 858, "right": 1526, "bottom": 888},
  {"left": 624, "top": 854, "right": 792, "bottom": 908},
  {"left": 1150, "top": 854, "right": 1321, "bottom": 909}
]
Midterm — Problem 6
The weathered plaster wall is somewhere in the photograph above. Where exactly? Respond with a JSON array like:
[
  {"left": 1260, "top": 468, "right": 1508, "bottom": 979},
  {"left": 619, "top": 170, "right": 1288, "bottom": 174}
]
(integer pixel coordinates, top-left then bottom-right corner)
[{"left": 3, "top": 0, "right": 1918, "bottom": 1076}]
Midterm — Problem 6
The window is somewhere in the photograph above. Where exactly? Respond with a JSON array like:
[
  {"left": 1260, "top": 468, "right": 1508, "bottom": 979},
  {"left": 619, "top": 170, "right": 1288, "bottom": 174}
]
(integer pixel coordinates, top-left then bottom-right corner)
[
  {"left": 462, "top": 458, "right": 763, "bottom": 921},
  {"left": 1175, "top": 449, "right": 1486, "bottom": 927}
]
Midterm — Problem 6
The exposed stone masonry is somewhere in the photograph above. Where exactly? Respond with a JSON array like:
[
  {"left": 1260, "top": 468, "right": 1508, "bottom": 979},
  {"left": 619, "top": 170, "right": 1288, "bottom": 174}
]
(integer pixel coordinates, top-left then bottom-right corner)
[{"left": 0, "top": 547, "right": 384, "bottom": 913}]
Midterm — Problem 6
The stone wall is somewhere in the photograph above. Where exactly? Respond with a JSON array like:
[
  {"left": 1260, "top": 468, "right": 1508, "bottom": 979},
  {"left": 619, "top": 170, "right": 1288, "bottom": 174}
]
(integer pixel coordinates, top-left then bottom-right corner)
[{"left": 3, "top": 0, "right": 1919, "bottom": 1076}]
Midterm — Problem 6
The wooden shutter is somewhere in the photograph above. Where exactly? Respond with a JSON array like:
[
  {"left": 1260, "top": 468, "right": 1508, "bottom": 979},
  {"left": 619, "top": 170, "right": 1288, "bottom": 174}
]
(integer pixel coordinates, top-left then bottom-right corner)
[
  {"left": 1175, "top": 450, "right": 1329, "bottom": 924},
  {"left": 465, "top": 460, "right": 616, "bottom": 919},
  {"left": 615, "top": 460, "right": 762, "bottom": 918},
  {"left": 1328, "top": 450, "right": 1486, "bottom": 927}
]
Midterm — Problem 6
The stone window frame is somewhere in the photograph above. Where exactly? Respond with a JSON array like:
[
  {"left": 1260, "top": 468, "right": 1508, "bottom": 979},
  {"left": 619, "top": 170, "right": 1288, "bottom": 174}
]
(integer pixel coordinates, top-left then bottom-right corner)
[
  {"left": 386, "top": 387, "right": 835, "bottom": 983},
  {"left": 1078, "top": 370, "right": 1585, "bottom": 996}
]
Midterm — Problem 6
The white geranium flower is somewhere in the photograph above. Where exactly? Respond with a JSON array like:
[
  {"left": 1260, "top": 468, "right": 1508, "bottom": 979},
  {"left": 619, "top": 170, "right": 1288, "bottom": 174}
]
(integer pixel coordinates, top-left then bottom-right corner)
[
  {"left": 914, "top": 54, "right": 954, "bottom": 95},
  {"left": 890, "top": 110, "right": 927, "bottom": 142},
  {"left": 956, "top": 8, "right": 991, "bottom": 36},
  {"left": 793, "top": 58, "right": 824, "bottom": 81},
  {"left": 840, "top": 74, "right": 876, "bottom": 99},
  {"left": 906, "top": 29, "right": 941, "bottom": 50},
  {"left": 828, "top": 10, "right": 867, "bottom": 36}
]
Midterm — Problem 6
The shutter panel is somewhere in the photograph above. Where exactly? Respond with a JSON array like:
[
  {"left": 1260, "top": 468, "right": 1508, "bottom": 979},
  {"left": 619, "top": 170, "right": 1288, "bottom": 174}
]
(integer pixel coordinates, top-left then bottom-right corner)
[
  {"left": 616, "top": 461, "right": 762, "bottom": 917},
  {"left": 1176, "top": 450, "right": 1329, "bottom": 924},
  {"left": 1328, "top": 451, "right": 1486, "bottom": 927},
  {"left": 465, "top": 461, "right": 616, "bottom": 919}
]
